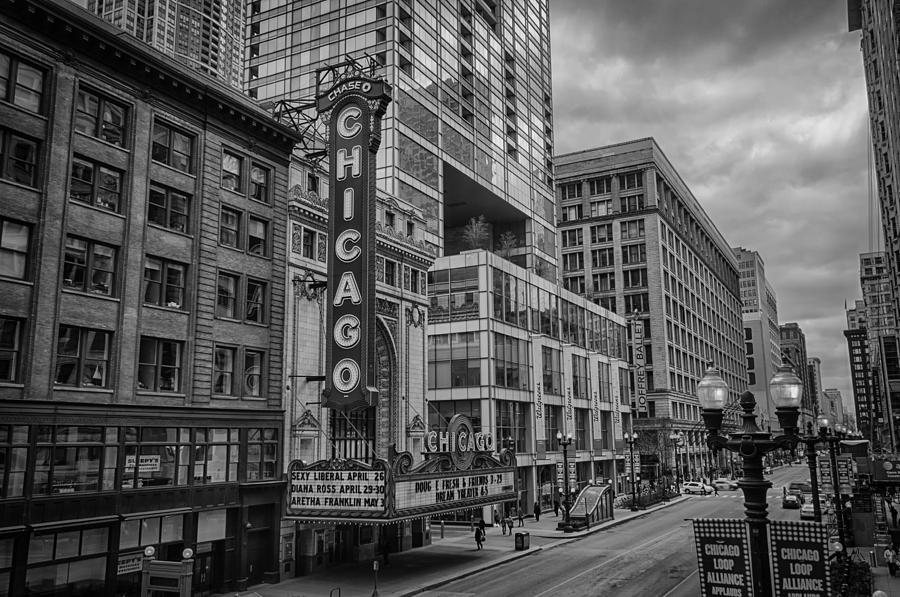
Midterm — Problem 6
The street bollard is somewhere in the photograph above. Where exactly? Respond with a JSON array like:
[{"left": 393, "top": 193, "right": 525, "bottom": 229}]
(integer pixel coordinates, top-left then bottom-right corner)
[
  {"left": 372, "top": 560, "right": 379, "bottom": 597},
  {"left": 440, "top": 520, "right": 445, "bottom": 539}
]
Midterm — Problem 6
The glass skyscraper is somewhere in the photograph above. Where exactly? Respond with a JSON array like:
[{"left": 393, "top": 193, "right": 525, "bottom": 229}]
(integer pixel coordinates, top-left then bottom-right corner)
[{"left": 247, "top": 0, "right": 558, "bottom": 276}]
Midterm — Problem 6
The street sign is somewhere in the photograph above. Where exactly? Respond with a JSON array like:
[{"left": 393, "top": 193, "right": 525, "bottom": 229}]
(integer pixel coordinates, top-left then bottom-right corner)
[
  {"left": 768, "top": 521, "right": 830, "bottom": 597},
  {"left": 556, "top": 462, "right": 564, "bottom": 485},
  {"left": 692, "top": 519, "right": 753, "bottom": 597},
  {"left": 837, "top": 456, "right": 853, "bottom": 495}
]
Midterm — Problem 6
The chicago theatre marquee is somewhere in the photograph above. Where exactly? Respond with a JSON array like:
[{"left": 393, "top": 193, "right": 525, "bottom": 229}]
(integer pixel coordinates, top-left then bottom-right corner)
[{"left": 281, "top": 60, "right": 515, "bottom": 575}]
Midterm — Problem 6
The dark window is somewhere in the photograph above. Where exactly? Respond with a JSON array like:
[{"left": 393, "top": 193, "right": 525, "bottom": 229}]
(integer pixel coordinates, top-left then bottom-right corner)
[
  {"left": 247, "top": 216, "right": 268, "bottom": 256},
  {"left": 143, "top": 257, "right": 186, "bottom": 309},
  {"left": 244, "top": 350, "right": 263, "bottom": 397},
  {"left": 74, "top": 87, "right": 126, "bottom": 146},
  {"left": 247, "top": 428, "right": 278, "bottom": 480},
  {"left": 62, "top": 237, "right": 116, "bottom": 296},
  {"left": 213, "top": 346, "right": 236, "bottom": 395},
  {"left": 0, "top": 317, "right": 22, "bottom": 382},
  {"left": 220, "top": 207, "right": 241, "bottom": 248},
  {"left": 54, "top": 326, "right": 111, "bottom": 387},
  {"left": 250, "top": 163, "right": 269, "bottom": 202},
  {"left": 0, "top": 218, "right": 29, "bottom": 279},
  {"left": 151, "top": 121, "right": 193, "bottom": 173},
  {"left": 0, "top": 51, "right": 44, "bottom": 112},
  {"left": 137, "top": 337, "right": 183, "bottom": 392},
  {"left": 0, "top": 129, "right": 39, "bottom": 186},
  {"left": 69, "top": 156, "right": 123, "bottom": 212},
  {"left": 148, "top": 184, "right": 190, "bottom": 233},
  {"left": 246, "top": 279, "right": 266, "bottom": 323},
  {"left": 216, "top": 273, "right": 239, "bottom": 319}
]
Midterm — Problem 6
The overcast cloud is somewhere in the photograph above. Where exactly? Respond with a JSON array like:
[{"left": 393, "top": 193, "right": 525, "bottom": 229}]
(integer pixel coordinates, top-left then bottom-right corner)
[{"left": 550, "top": 0, "right": 871, "bottom": 415}]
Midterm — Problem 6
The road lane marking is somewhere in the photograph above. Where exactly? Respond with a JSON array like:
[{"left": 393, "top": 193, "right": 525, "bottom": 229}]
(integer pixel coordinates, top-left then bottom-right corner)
[
  {"left": 661, "top": 568, "right": 698, "bottom": 597},
  {"left": 532, "top": 525, "right": 687, "bottom": 597}
]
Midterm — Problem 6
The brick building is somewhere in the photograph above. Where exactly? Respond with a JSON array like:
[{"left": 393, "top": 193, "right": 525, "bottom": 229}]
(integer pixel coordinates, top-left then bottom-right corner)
[{"left": 0, "top": 0, "right": 300, "bottom": 594}]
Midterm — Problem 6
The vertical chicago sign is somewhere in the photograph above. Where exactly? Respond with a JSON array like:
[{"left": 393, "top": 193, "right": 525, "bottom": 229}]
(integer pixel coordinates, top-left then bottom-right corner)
[{"left": 317, "top": 73, "right": 392, "bottom": 411}]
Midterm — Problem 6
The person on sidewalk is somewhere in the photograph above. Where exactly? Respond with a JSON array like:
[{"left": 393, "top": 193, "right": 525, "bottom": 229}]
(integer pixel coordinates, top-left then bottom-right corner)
[
  {"left": 500, "top": 515, "right": 507, "bottom": 535},
  {"left": 517, "top": 506, "right": 524, "bottom": 527},
  {"left": 890, "top": 503, "right": 898, "bottom": 527},
  {"left": 478, "top": 518, "right": 486, "bottom": 539},
  {"left": 713, "top": 485, "right": 719, "bottom": 497},
  {"left": 553, "top": 500, "right": 560, "bottom": 517},
  {"left": 533, "top": 501, "right": 541, "bottom": 522},
  {"left": 493, "top": 509, "right": 501, "bottom": 530},
  {"left": 884, "top": 545, "right": 896, "bottom": 576},
  {"left": 474, "top": 526, "right": 484, "bottom": 550},
  {"left": 504, "top": 511, "right": 513, "bottom": 534}
]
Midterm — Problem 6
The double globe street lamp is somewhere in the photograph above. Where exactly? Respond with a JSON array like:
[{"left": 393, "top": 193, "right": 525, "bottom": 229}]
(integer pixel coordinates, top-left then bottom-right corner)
[
  {"left": 557, "top": 431, "right": 574, "bottom": 532},
  {"left": 669, "top": 430, "right": 685, "bottom": 494},
  {"left": 624, "top": 431, "right": 639, "bottom": 511},
  {"left": 698, "top": 362, "right": 804, "bottom": 597}
]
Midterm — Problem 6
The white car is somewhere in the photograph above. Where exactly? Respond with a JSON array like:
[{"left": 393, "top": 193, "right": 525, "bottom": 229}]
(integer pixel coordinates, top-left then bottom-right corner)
[
  {"left": 712, "top": 478, "right": 738, "bottom": 490},
  {"left": 800, "top": 503, "right": 816, "bottom": 520},
  {"left": 682, "top": 481, "right": 714, "bottom": 495}
]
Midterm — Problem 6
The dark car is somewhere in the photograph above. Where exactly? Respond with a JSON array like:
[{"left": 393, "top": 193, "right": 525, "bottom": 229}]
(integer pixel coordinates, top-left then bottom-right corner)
[
  {"left": 787, "top": 481, "right": 812, "bottom": 497},
  {"left": 782, "top": 494, "right": 801, "bottom": 509}
]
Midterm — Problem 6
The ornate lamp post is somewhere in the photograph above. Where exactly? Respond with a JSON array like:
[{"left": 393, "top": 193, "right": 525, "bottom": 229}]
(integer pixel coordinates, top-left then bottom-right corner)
[
  {"left": 798, "top": 415, "right": 828, "bottom": 523},
  {"left": 624, "top": 431, "right": 639, "bottom": 511},
  {"left": 817, "top": 417, "right": 849, "bottom": 548},
  {"left": 556, "top": 431, "right": 574, "bottom": 532},
  {"left": 699, "top": 363, "right": 803, "bottom": 597},
  {"left": 669, "top": 431, "right": 684, "bottom": 494}
]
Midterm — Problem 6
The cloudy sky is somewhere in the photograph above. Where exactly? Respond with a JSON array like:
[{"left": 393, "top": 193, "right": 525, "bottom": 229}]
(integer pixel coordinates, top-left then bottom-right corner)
[{"left": 550, "top": 0, "right": 871, "bottom": 416}]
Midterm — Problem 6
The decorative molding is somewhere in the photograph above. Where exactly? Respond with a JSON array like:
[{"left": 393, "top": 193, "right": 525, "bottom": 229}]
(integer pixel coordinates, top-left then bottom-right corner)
[{"left": 405, "top": 305, "right": 425, "bottom": 328}]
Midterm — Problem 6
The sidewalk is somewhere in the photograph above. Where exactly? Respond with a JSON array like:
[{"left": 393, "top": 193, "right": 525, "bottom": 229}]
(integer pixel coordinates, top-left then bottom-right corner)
[{"left": 223, "top": 497, "right": 688, "bottom": 597}]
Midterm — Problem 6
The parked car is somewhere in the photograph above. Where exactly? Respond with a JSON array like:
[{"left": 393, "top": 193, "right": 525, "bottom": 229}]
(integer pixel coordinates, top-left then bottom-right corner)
[
  {"left": 683, "top": 481, "right": 714, "bottom": 495},
  {"left": 782, "top": 494, "right": 801, "bottom": 509},
  {"left": 787, "top": 481, "right": 812, "bottom": 497},
  {"left": 800, "top": 502, "right": 816, "bottom": 520},
  {"left": 764, "top": 466, "right": 772, "bottom": 474},
  {"left": 712, "top": 478, "right": 738, "bottom": 490}
]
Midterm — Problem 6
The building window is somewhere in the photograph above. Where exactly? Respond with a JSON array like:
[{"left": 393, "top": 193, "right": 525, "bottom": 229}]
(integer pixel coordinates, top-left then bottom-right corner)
[
  {"left": 151, "top": 120, "right": 193, "bottom": 173},
  {"left": 561, "top": 229, "right": 583, "bottom": 248},
  {"left": 561, "top": 182, "right": 581, "bottom": 200},
  {"left": 250, "top": 163, "right": 269, "bottom": 202},
  {"left": 148, "top": 184, "right": 190, "bottom": 233},
  {"left": 544, "top": 405, "right": 562, "bottom": 446},
  {"left": 428, "top": 266, "right": 481, "bottom": 324},
  {"left": 54, "top": 326, "right": 111, "bottom": 388},
  {"left": 622, "top": 243, "right": 646, "bottom": 265},
  {"left": 493, "top": 333, "right": 529, "bottom": 389},
  {"left": 143, "top": 257, "right": 185, "bottom": 309},
  {"left": 244, "top": 350, "right": 263, "bottom": 397},
  {"left": 563, "top": 275, "right": 585, "bottom": 293},
  {"left": 0, "top": 51, "right": 44, "bottom": 112},
  {"left": 590, "top": 200, "right": 612, "bottom": 217},
  {"left": 0, "top": 129, "right": 39, "bottom": 186},
  {"left": 542, "top": 346, "right": 562, "bottom": 395},
  {"left": 428, "top": 332, "right": 482, "bottom": 389},
  {"left": 591, "top": 247, "right": 614, "bottom": 268},
  {"left": 575, "top": 408, "right": 589, "bottom": 448},
  {"left": 561, "top": 205, "right": 582, "bottom": 222},
  {"left": 0, "top": 424, "right": 28, "bottom": 497},
  {"left": 597, "top": 296, "right": 616, "bottom": 313},
  {"left": 221, "top": 151, "right": 242, "bottom": 191},
  {"left": 216, "top": 272, "right": 239, "bottom": 318},
  {"left": 620, "top": 219, "right": 645, "bottom": 240},
  {"left": 562, "top": 252, "right": 584, "bottom": 272},
  {"left": 74, "top": 87, "right": 127, "bottom": 146},
  {"left": 619, "top": 194, "right": 645, "bottom": 213},
  {"left": 62, "top": 237, "right": 116, "bottom": 296},
  {"left": 590, "top": 223, "right": 613, "bottom": 243},
  {"left": 301, "top": 227, "right": 316, "bottom": 259},
  {"left": 0, "top": 218, "right": 29, "bottom": 279},
  {"left": 0, "top": 317, "right": 22, "bottom": 383},
  {"left": 137, "top": 337, "right": 183, "bottom": 392},
  {"left": 623, "top": 293, "right": 650, "bottom": 313},
  {"left": 247, "top": 428, "right": 278, "bottom": 480},
  {"left": 619, "top": 171, "right": 642, "bottom": 190},
  {"left": 248, "top": 216, "right": 269, "bottom": 256},
  {"left": 384, "top": 259, "right": 397, "bottom": 286},
  {"left": 213, "top": 346, "right": 236, "bottom": 395},
  {"left": 193, "top": 428, "right": 239, "bottom": 483},
  {"left": 245, "top": 279, "right": 266, "bottom": 323},
  {"left": 623, "top": 268, "right": 648, "bottom": 289},
  {"left": 220, "top": 207, "right": 241, "bottom": 248},
  {"left": 26, "top": 526, "right": 109, "bottom": 595},
  {"left": 572, "top": 355, "right": 589, "bottom": 400},
  {"left": 593, "top": 272, "right": 615, "bottom": 292},
  {"left": 588, "top": 177, "right": 611, "bottom": 195},
  {"left": 496, "top": 400, "right": 527, "bottom": 452},
  {"left": 428, "top": 400, "right": 482, "bottom": 432},
  {"left": 69, "top": 156, "right": 123, "bottom": 212}
]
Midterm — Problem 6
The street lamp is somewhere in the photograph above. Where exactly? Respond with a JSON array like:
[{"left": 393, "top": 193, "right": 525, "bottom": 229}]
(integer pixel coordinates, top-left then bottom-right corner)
[
  {"left": 798, "top": 417, "right": 825, "bottom": 523},
  {"left": 816, "top": 415, "right": 849, "bottom": 549},
  {"left": 699, "top": 363, "right": 803, "bottom": 597},
  {"left": 669, "top": 431, "right": 684, "bottom": 494},
  {"left": 624, "top": 431, "right": 639, "bottom": 511},
  {"left": 556, "top": 431, "right": 574, "bottom": 532}
]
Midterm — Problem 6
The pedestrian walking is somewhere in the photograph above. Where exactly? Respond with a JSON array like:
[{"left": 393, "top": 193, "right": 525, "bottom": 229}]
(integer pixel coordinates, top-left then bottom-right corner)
[
  {"left": 478, "top": 518, "right": 486, "bottom": 537},
  {"left": 533, "top": 501, "right": 541, "bottom": 522},
  {"left": 783, "top": 486, "right": 787, "bottom": 498},
  {"left": 493, "top": 509, "right": 501, "bottom": 529},
  {"left": 553, "top": 500, "right": 560, "bottom": 517},
  {"left": 517, "top": 506, "right": 524, "bottom": 527},
  {"left": 885, "top": 545, "right": 896, "bottom": 576},
  {"left": 504, "top": 511, "right": 513, "bottom": 534},
  {"left": 713, "top": 484, "right": 719, "bottom": 496},
  {"left": 474, "top": 526, "right": 484, "bottom": 550},
  {"left": 891, "top": 503, "right": 898, "bottom": 527}
]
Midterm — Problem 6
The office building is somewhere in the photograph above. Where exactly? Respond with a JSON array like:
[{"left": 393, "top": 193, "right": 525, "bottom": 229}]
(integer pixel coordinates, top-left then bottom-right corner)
[
  {"left": 247, "top": 0, "right": 559, "bottom": 276},
  {"left": 554, "top": 138, "right": 747, "bottom": 482},
  {"left": 779, "top": 323, "right": 814, "bottom": 429},
  {"left": 0, "top": 1, "right": 301, "bottom": 594},
  {"left": 823, "top": 388, "right": 846, "bottom": 427},
  {"left": 848, "top": 1, "right": 900, "bottom": 329},
  {"left": 807, "top": 357, "right": 824, "bottom": 416},
  {"left": 733, "top": 247, "right": 781, "bottom": 432},
  {"left": 846, "top": 298, "right": 884, "bottom": 444}
]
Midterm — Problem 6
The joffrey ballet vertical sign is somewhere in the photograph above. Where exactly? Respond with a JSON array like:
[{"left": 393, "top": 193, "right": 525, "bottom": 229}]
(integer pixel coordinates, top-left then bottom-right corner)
[{"left": 317, "top": 73, "right": 392, "bottom": 411}]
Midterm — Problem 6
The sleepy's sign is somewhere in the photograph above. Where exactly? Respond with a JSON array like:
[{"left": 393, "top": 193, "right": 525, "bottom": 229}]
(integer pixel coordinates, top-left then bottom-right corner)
[{"left": 317, "top": 75, "right": 391, "bottom": 411}]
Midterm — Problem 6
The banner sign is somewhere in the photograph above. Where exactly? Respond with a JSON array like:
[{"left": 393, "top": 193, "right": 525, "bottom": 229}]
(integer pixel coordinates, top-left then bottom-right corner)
[
  {"left": 769, "top": 521, "right": 830, "bottom": 597},
  {"left": 692, "top": 519, "right": 753, "bottom": 597},
  {"left": 836, "top": 456, "right": 853, "bottom": 495},
  {"left": 288, "top": 461, "right": 387, "bottom": 513},
  {"left": 631, "top": 318, "right": 647, "bottom": 413},
  {"left": 556, "top": 462, "right": 565, "bottom": 485},
  {"left": 318, "top": 72, "right": 392, "bottom": 412},
  {"left": 125, "top": 454, "right": 161, "bottom": 473},
  {"left": 624, "top": 453, "right": 641, "bottom": 475},
  {"left": 873, "top": 457, "right": 900, "bottom": 481},
  {"left": 818, "top": 455, "right": 833, "bottom": 495},
  {"left": 395, "top": 470, "right": 515, "bottom": 512}
]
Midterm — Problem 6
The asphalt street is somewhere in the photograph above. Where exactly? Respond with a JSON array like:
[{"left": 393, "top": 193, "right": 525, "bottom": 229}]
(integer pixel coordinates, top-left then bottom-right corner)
[{"left": 423, "top": 466, "right": 811, "bottom": 597}]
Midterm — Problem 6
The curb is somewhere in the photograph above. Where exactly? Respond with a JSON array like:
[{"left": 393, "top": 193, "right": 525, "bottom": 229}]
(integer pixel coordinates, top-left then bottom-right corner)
[{"left": 396, "top": 496, "right": 688, "bottom": 596}]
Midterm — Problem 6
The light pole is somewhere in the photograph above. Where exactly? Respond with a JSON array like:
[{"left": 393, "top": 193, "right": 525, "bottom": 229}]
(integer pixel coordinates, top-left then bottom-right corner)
[
  {"left": 624, "top": 431, "right": 639, "bottom": 511},
  {"left": 820, "top": 419, "right": 849, "bottom": 548},
  {"left": 669, "top": 431, "right": 684, "bottom": 494},
  {"left": 698, "top": 363, "right": 804, "bottom": 597},
  {"left": 556, "top": 431, "right": 574, "bottom": 532},
  {"left": 800, "top": 418, "right": 825, "bottom": 523}
]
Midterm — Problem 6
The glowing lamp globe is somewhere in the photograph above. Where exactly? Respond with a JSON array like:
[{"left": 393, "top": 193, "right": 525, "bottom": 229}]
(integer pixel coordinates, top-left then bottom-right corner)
[{"left": 697, "top": 366, "right": 728, "bottom": 410}]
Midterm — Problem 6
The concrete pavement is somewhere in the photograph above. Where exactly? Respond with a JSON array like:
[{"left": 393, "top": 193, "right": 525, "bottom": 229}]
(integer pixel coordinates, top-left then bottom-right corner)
[{"left": 221, "top": 497, "right": 689, "bottom": 597}]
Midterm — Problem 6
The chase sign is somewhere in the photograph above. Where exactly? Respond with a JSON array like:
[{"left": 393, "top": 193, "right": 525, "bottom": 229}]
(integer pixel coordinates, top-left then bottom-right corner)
[{"left": 317, "top": 75, "right": 391, "bottom": 411}]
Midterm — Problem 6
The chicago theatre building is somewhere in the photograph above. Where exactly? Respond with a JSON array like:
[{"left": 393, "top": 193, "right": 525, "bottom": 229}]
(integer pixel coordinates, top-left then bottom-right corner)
[{"left": 0, "top": 0, "right": 301, "bottom": 595}]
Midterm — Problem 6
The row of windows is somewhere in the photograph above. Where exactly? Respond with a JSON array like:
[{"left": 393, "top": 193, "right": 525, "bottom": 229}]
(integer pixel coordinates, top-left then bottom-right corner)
[
  {"left": 0, "top": 424, "right": 278, "bottom": 498},
  {"left": 559, "top": 171, "right": 641, "bottom": 201}
]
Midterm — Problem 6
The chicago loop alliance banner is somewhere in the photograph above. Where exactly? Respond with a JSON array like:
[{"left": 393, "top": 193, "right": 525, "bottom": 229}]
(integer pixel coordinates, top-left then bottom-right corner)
[{"left": 692, "top": 519, "right": 753, "bottom": 597}]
